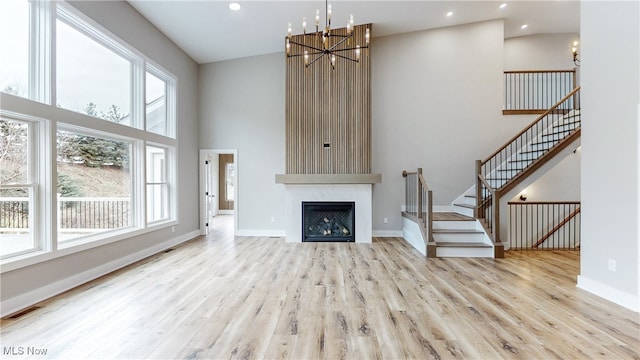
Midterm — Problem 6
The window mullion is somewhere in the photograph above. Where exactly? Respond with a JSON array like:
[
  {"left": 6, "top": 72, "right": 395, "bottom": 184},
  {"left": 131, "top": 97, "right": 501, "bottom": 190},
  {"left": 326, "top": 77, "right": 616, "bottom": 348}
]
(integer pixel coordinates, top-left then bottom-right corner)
[
  {"left": 133, "top": 59, "right": 145, "bottom": 130},
  {"left": 29, "top": 0, "right": 53, "bottom": 104}
]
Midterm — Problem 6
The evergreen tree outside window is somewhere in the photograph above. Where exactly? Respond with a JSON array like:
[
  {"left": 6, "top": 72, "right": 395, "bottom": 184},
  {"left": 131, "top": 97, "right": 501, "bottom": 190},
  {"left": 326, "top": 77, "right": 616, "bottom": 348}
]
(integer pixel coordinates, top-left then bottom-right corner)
[
  {"left": 1, "top": 1, "right": 177, "bottom": 264},
  {"left": 56, "top": 128, "right": 132, "bottom": 244}
]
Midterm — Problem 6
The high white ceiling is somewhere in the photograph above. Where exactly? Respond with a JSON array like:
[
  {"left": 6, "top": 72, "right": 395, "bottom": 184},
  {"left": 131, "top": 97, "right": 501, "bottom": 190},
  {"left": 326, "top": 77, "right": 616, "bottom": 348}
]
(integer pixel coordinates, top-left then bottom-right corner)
[{"left": 127, "top": 0, "right": 580, "bottom": 64}]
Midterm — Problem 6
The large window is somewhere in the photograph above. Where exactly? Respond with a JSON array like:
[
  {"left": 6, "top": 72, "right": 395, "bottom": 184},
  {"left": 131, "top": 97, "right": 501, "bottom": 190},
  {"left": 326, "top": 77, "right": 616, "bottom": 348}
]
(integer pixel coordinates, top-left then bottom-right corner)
[
  {"left": 0, "top": 118, "right": 36, "bottom": 258},
  {"left": 56, "top": 18, "right": 132, "bottom": 124},
  {"left": 146, "top": 145, "right": 169, "bottom": 223},
  {"left": 57, "top": 128, "right": 132, "bottom": 244},
  {"left": 0, "top": 1, "right": 177, "bottom": 265},
  {"left": 0, "top": 0, "right": 29, "bottom": 98},
  {"left": 146, "top": 70, "right": 168, "bottom": 136}
]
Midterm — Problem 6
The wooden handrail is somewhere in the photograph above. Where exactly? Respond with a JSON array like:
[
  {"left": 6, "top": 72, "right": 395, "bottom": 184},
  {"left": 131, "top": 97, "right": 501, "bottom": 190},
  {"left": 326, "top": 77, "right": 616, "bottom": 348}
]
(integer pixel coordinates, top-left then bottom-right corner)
[
  {"left": 504, "top": 69, "right": 576, "bottom": 74},
  {"left": 402, "top": 168, "right": 435, "bottom": 257},
  {"left": 483, "top": 86, "right": 581, "bottom": 164},
  {"left": 532, "top": 207, "right": 581, "bottom": 249},
  {"left": 418, "top": 173, "right": 431, "bottom": 193},
  {"left": 508, "top": 201, "right": 581, "bottom": 205}
]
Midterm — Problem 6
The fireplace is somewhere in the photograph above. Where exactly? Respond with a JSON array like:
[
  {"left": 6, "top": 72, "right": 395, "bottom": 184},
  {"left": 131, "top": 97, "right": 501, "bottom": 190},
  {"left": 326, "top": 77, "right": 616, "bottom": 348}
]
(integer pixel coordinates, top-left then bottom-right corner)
[{"left": 302, "top": 201, "right": 355, "bottom": 242}]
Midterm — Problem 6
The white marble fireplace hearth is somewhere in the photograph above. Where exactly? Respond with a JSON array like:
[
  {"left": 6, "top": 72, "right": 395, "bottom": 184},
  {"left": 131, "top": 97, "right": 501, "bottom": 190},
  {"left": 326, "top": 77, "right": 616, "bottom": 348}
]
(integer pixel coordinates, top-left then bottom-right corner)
[{"left": 276, "top": 174, "right": 381, "bottom": 243}]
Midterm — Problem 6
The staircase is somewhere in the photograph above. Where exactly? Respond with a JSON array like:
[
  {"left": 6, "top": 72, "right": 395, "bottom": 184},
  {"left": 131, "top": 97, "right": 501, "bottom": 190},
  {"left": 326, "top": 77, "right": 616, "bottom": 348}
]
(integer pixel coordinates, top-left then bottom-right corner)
[{"left": 402, "top": 86, "right": 581, "bottom": 258}]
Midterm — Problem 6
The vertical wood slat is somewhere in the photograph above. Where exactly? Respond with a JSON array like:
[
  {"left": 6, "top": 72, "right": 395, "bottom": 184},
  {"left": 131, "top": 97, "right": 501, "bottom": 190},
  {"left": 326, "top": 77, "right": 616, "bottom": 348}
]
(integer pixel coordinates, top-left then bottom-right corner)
[{"left": 285, "top": 24, "right": 372, "bottom": 174}]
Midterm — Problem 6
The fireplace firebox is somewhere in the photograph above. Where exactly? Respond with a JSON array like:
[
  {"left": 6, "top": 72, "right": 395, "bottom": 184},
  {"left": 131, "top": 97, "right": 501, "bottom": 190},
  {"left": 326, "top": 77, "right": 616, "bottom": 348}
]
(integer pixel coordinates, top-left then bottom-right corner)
[{"left": 302, "top": 202, "right": 355, "bottom": 242}]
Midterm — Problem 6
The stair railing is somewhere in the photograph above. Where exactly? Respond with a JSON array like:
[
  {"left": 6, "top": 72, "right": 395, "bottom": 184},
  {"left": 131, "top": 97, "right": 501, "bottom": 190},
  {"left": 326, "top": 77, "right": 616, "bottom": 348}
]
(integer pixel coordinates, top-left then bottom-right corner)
[
  {"left": 504, "top": 69, "right": 577, "bottom": 114},
  {"left": 508, "top": 201, "right": 581, "bottom": 250},
  {"left": 476, "top": 86, "right": 581, "bottom": 247},
  {"left": 402, "top": 168, "right": 435, "bottom": 257}
]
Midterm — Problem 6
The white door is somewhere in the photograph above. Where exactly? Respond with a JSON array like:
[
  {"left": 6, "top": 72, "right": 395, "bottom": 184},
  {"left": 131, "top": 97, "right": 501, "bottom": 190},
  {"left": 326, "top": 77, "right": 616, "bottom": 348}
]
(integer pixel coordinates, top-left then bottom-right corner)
[{"left": 203, "top": 156, "right": 218, "bottom": 234}]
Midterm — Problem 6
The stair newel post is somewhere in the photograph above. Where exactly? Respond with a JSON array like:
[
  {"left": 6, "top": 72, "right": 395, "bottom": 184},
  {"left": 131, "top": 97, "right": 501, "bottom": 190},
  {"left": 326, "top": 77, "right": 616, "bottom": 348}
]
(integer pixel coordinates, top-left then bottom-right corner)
[
  {"left": 475, "top": 160, "right": 482, "bottom": 218},
  {"left": 417, "top": 168, "right": 423, "bottom": 221},
  {"left": 493, "top": 190, "right": 500, "bottom": 244},
  {"left": 427, "top": 189, "right": 433, "bottom": 243}
]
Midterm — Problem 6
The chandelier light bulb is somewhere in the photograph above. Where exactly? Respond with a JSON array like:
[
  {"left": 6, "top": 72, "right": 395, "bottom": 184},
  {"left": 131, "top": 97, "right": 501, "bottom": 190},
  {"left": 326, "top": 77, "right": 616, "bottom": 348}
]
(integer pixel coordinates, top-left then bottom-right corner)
[{"left": 285, "top": 0, "right": 369, "bottom": 70}]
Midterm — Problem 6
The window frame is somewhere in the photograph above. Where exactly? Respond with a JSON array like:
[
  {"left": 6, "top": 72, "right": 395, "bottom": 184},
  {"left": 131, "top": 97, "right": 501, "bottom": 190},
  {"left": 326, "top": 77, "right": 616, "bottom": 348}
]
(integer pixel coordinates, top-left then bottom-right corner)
[
  {"left": 0, "top": 1, "right": 178, "bottom": 270},
  {"left": 55, "top": 124, "right": 137, "bottom": 248},
  {"left": 145, "top": 144, "right": 176, "bottom": 225}
]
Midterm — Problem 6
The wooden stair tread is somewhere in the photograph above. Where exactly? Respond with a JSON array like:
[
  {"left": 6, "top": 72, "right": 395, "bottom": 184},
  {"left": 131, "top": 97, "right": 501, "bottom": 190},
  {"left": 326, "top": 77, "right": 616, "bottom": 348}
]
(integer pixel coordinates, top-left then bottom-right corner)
[
  {"left": 436, "top": 242, "right": 492, "bottom": 248},
  {"left": 453, "top": 203, "right": 475, "bottom": 209},
  {"left": 432, "top": 212, "right": 474, "bottom": 221}
]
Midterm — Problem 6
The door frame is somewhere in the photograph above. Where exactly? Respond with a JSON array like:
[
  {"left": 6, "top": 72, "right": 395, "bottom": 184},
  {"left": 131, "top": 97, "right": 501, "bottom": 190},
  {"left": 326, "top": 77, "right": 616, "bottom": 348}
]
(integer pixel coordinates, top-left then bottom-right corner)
[{"left": 199, "top": 149, "right": 238, "bottom": 235}]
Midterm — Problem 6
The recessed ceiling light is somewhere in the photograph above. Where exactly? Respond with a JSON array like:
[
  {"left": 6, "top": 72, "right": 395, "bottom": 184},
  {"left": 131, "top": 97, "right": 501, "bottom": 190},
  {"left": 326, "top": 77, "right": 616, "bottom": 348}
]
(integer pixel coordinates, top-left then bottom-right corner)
[
  {"left": 229, "top": 2, "right": 241, "bottom": 11},
  {"left": 499, "top": 3, "right": 507, "bottom": 9},
  {"left": 446, "top": 11, "right": 453, "bottom": 17},
  {"left": 521, "top": 24, "right": 528, "bottom": 29}
]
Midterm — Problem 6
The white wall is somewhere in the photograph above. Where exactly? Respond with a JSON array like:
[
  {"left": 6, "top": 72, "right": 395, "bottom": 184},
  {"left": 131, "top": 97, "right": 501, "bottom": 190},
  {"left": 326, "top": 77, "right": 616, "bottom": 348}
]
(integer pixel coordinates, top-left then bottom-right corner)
[
  {"left": 198, "top": 20, "right": 579, "bottom": 236},
  {"left": 503, "top": 34, "right": 583, "bottom": 204},
  {"left": 578, "top": 1, "right": 639, "bottom": 312},
  {"left": 510, "top": 149, "right": 581, "bottom": 202},
  {"left": 198, "top": 53, "right": 286, "bottom": 235},
  {"left": 504, "top": 33, "right": 580, "bottom": 71},
  {"left": 0, "top": 1, "right": 200, "bottom": 315},
  {"left": 371, "top": 20, "right": 532, "bottom": 233}
]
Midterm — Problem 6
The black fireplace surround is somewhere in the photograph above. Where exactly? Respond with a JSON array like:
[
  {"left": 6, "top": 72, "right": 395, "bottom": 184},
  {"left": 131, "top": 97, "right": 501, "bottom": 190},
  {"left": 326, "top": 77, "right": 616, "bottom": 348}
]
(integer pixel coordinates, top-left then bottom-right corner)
[{"left": 302, "top": 201, "right": 355, "bottom": 242}]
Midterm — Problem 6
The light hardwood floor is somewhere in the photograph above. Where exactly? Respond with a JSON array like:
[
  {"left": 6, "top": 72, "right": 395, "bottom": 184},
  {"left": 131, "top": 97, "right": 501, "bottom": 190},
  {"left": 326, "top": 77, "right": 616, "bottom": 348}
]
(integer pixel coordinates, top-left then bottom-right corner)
[{"left": 1, "top": 215, "right": 639, "bottom": 359}]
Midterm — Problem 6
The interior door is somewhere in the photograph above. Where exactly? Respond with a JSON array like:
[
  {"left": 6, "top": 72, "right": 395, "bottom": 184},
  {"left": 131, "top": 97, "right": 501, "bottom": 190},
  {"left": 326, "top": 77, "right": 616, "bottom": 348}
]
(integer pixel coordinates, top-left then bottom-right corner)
[{"left": 204, "top": 155, "right": 218, "bottom": 234}]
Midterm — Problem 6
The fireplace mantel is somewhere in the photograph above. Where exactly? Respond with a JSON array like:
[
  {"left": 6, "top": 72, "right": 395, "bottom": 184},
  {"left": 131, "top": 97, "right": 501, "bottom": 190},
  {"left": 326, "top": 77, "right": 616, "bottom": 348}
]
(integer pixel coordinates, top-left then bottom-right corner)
[{"left": 275, "top": 173, "right": 381, "bottom": 184}]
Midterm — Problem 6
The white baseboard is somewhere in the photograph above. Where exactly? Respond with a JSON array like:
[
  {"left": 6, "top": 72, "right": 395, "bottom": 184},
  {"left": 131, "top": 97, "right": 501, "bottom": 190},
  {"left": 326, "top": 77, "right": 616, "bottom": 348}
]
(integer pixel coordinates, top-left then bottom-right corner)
[
  {"left": 373, "top": 230, "right": 403, "bottom": 237},
  {"left": 577, "top": 275, "right": 639, "bottom": 313},
  {"left": 235, "top": 229, "right": 286, "bottom": 237},
  {"left": 1, "top": 230, "right": 201, "bottom": 318}
]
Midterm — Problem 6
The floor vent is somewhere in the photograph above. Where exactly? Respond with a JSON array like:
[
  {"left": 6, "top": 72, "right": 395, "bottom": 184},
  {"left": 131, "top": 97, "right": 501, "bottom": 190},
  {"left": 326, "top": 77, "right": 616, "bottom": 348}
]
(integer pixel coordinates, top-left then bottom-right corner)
[{"left": 4, "top": 306, "right": 41, "bottom": 320}]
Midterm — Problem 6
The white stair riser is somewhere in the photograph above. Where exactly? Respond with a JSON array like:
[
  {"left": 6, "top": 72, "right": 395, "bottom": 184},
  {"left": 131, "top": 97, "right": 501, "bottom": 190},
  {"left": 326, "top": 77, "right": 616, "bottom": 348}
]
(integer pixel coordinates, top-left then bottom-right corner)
[
  {"left": 554, "top": 123, "right": 578, "bottom": 132},
  {"left": 436, "top": 246, "right": 494, "bottom": 258},
  {"left": 433, "top": 232, "right": 485, "bottom": 243},
  {"left": 459, "top": 196, "right": 476, "bottom": 206},
  {"left": 542, "top": 132, "right": 571, "bottom": 141},
  {"left": 432, "top": 220, "right": 477, "bottom": 231},
  {"left": 495, "top": 169, "right": 521, "bottom": 178},
  {"left": 527, "top": 142, "right": 555, "bottom": 151},
  {"left": 452, "top": 204, "right": 474, "bottom": 217}
]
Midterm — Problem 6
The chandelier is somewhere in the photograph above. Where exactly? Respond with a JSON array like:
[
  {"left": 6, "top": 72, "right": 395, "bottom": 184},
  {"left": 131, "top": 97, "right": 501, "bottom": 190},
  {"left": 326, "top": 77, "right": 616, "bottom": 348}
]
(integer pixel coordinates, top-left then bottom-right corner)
[{"left": 285, "top": 0, "right": 370, "bottom": 69}]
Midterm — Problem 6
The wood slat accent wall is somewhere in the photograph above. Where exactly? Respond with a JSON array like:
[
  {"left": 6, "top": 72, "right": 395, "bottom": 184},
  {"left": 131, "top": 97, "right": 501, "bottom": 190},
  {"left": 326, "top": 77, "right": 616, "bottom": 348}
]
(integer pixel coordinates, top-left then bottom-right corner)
[{"left": 285, "top": 24, "right": 372, "bottom": 174}]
